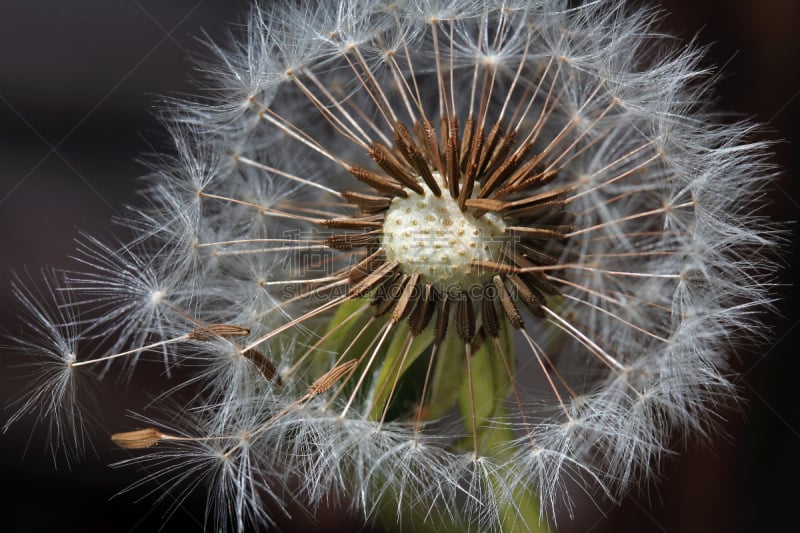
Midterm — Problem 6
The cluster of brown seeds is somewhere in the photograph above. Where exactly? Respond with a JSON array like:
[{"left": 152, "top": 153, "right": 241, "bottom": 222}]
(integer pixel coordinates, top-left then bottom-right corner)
[{"left": 316, "top": 115, "right": 573, "bottom": 350}]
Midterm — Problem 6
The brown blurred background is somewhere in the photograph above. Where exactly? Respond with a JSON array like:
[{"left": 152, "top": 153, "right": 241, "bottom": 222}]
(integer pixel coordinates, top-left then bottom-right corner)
[{"left": 1, "top": 1, "right": 797, "bottom": 532}]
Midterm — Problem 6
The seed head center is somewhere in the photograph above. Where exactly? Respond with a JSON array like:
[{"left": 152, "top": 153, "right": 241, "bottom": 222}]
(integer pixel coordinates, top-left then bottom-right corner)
[{"left": 382, "top": 173, "right": 506, "bottom": 292}]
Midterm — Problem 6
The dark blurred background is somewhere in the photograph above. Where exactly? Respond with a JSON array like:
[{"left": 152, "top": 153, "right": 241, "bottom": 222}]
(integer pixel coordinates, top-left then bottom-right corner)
[{"left": 1, "top": 1, "right": 797, "bottom": 532}]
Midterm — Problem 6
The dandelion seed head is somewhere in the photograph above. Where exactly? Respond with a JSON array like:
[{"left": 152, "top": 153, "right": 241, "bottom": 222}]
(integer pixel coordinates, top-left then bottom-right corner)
[{"left": 5, "top": 0, "right": 782, "bottom": 530}]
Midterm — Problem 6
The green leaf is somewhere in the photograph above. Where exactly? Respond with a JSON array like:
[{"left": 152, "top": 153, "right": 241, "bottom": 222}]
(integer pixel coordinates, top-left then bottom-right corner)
[
  {"left": 425, "top": 322, "right": 466, "bottom": 419},
  {"left": 452, "top": 320, "right": 552, "bottom": 533},
  {"left": 370, "top": 309, "right": 550, "bottom": 531},
  {"left": 367, "top": 320, "right": 434, "bottom": 420},
  {"left": 310, "top": 296, "right": 379, "bottom": 375},
  {"left": 456, "top": 318, "right": 514, "bottom": 452}
]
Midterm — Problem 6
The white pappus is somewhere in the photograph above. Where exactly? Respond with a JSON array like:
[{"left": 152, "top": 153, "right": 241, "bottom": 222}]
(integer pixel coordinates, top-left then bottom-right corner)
[{"left": 5, "top": 1, "right": 780, "bottom": 532}]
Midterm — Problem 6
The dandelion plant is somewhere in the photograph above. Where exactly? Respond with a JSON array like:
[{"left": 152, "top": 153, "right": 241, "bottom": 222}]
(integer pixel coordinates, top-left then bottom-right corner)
[{"left": 5, "top": 1, "right": 779, "bottom": 531}]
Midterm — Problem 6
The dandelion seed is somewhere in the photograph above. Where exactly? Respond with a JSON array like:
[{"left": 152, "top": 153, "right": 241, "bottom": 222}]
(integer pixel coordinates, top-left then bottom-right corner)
[
  {"left": 111, "top": 427, "right": 166, "bottom": 449},
  {"left": 5, "top": 1, "right": 780, "bottom": 531},
  {"left": 4, "top": 271, "right": 89, "bottom": 462}
]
